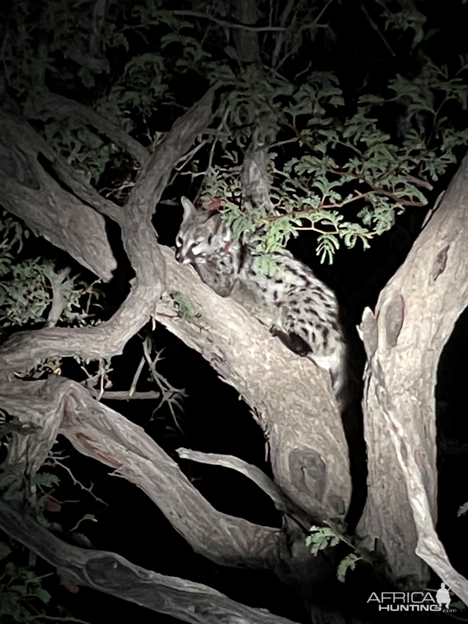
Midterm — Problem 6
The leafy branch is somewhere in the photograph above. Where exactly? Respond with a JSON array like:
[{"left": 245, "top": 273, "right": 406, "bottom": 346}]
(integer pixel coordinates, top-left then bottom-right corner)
[{"left": 306, "top": 521, "right": 369, "bottom": 583}]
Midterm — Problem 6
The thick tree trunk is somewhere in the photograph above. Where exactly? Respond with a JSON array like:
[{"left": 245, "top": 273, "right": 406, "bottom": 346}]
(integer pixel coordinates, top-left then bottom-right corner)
[{"left": 358, "top": 154, "right": 468, "bottom": 601}]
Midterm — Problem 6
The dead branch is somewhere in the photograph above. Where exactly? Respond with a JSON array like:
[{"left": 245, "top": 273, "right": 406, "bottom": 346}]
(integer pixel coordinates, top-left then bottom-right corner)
[{"left": 96, "top": 390, "right": 161, "bottom": 401}]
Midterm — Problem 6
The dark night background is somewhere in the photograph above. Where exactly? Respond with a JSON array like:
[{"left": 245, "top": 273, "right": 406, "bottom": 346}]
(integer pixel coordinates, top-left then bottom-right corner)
[{"left": 2, "top": 1, "right": 468, "bottom": 623}]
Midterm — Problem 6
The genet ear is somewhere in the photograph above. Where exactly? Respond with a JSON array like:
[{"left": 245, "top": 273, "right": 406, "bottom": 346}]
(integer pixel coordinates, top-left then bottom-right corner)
[{"left": 181, "top": 196, "right": 197, "bottom": 220}]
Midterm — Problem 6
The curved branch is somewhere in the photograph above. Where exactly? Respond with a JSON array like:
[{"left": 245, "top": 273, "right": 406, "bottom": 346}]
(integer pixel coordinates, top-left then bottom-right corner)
[
  {"left": 0, "top": 112, "right": 117, "bottom": 281},
  {"left": 0, "top": 220, "right": 161, "bottom": 373},
  {"left": 0, "top": 376, "right": 280, "bottom": 569},
  {"left": 0, "top": 89, "right": 216, "bottom": 375},
  {"left": 129, "top": 89, "right": 215, "bottom": 215},
  {"left": 0, "top": 499, "right": 298, "bottom": 624},
  {"left": 32, "top": 92, "right": 150, "bottom": 166},
  {"left": 177, "top": 448, "right": 309, "bottom": 523}
]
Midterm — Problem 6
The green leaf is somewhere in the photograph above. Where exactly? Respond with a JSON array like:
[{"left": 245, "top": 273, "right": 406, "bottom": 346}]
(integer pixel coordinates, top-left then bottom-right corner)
[
  {"left": 36, "top": 588, "right": 51, "bottom": 604},
  {"left": 337, "top": 554, "right": 361, "bottom": 582}
]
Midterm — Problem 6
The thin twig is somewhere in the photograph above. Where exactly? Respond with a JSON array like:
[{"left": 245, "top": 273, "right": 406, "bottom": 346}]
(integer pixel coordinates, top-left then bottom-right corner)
[
  {"left": 98, "top": 390, "right": 161, "bottom": 401},
  {"left": 129, "top": 356, "right": 145, "bottom": 397},
  {"left": 271, "top": 0, "right": 295, "bottom": 68},
  {"left": 361, "top": 2, "right": 396, "bottom": 58},
  {"left": 172, "top": 10, "right": 288, "bottom": 32},
  {"left": 142, "top": 337, "right": 186, "bottom": 432}
]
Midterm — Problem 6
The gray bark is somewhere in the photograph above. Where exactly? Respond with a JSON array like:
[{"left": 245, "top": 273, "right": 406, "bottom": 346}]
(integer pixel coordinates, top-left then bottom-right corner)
[
  {"left": 358, "top": 153, "right": 468, "bottom": 602},
  {"left": 0, "top": 498, "right": 297, "bottom": 624},
  {"left": 1, "top": 65, "right": 468, "bottom": 620},
  {"left": 0, "top": 88, "right": 350, "bottom": 623}
]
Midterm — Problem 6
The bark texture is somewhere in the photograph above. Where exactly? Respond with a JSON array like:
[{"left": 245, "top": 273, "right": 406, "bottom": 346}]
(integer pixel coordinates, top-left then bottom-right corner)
[
  {"left": 157, "top": 247, "right": 351, "bottom": 521},
  {"left": 0, "top": 88, "right": 350, "bottom": 622},
  {"left": 0, "top": 499, "right": 297, "bottom": 624},
  {"left": 1, "top": 28, "right": 468, "bottom": 615},
  {"left": 358, "top": 154, "right": 468, "bottom": 602}
]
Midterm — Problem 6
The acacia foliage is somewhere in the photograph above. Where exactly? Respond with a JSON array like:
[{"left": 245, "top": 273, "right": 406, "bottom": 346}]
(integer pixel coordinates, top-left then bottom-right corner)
[{"left": 2, "top": 0, "right": 468, "bottom": 264}]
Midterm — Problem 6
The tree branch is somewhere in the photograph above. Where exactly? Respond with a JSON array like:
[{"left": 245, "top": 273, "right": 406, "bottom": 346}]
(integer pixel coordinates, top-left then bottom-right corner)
[
  {"left": 0, "top": 499, "right": 298, "bottom": 624},
  {"left": 0, "top": 112, "right": 117, "bottom": 281},
  {"left": 0, "top": 89, "right": 216, "bottom": 375},
  {"left": 172, "top": 10, "right": 288, "bottom": 32},
  {"left": 177, "top": 448, "right": 309, "bottom": 523},
  {"left": 32, "top": 92, "right": 150, "bottom": 166},
  {"left": 0, "top": 376, "right": 280, "bottom": 569},
  {"left": 129, "top": 89, "right": 215, "bottom": 215},
  {"left": 95, "top": 390, "right": 161, "bottom": 401},
  {"left": 157, "top": 247, "right": 351, "bottom": 522},
  {"left": 358, "top": 152, "right": 468, "bottom": 600}
]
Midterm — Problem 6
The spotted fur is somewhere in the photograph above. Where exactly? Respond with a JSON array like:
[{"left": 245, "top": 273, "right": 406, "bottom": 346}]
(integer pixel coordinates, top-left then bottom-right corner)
[{"left": 176, "top": 197, "right": 347, "bottom": 403}]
